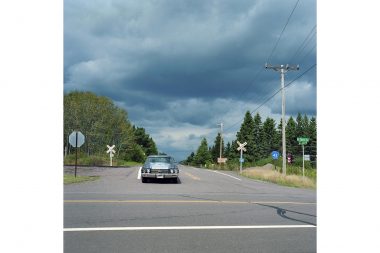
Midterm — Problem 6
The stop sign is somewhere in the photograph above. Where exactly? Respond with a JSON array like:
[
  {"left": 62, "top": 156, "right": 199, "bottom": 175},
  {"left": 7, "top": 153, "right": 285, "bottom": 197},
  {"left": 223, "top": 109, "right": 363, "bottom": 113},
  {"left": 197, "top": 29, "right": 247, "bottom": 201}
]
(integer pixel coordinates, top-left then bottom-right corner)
[{"left": 69, "top": 131, "right": 85, "bottom": 147}]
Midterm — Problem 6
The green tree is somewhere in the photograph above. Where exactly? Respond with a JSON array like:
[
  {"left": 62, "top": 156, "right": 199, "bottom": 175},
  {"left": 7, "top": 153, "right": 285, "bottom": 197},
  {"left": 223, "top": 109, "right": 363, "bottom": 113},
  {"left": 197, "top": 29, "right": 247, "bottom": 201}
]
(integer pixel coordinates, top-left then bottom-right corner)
[
  {"left": 133, "top": 126, "right": 158, "bottom": 156},
  {"left": 64, "top": 91, "right": 135, "bottom": 157},
  {"left": 64, "top": 91, "right": 158, "bottom": 163},
  {"left": 303, "top": 114, "right": 310, "bottom": 136},
  {"left": 211, "top": 133, "right": 223, "bottom": 162},
  {"left": 295, "top": 113, "right": 311, "bottom": 155},
  {"left": 252, "top": 113, "right": 264, "bottom": 160},
  {"left": 224, "top": 142, "right": 231, "bottom": 159},
  {"left": 124, "top": 143, "right": 146, "bottom": 162},
  {"left": 234, "top": 111, "right": 255, "bottom": 162},
  {"left": 185, "top": 152, "right": 195, "bottom": 165},
  {"left": 295, "top": 113, "right": 305, "bottom": 155},
  {"left": 262, "top": 117, "right": 278, "bottom": 157},
  {"left": 194, "top": 138, "right": 212, "bottom": 167},
  {"left": 286, "top": 116, "right": 297, "bottom": 155},
  {"left": 308, "top": 117, "right": 317, "bottom": 165}
]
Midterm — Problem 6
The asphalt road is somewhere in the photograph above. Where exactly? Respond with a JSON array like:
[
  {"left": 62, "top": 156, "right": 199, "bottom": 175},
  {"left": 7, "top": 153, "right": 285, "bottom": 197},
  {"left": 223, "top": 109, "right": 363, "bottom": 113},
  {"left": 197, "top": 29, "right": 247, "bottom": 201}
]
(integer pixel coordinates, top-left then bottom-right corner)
[{"left": 64, "top": 165, "right": 316, "bottom": 253}]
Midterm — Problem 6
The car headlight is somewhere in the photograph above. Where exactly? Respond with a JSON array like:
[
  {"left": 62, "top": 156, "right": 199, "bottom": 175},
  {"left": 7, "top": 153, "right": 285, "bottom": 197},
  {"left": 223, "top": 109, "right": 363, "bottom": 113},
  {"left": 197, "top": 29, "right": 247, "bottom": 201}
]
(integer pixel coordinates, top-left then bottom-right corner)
[
  {"left": 147, "top": 169, "right": 151, "bottom": 173},
  {"left": 170, "top": 169, "right": 174, "bottom": 173}
]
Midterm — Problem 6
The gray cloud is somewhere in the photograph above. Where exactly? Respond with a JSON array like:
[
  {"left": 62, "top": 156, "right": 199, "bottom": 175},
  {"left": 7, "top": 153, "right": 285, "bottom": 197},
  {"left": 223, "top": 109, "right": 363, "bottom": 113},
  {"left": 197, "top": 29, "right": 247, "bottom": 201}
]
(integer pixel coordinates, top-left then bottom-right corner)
[{"left": 64, "top": 0, "right": 316, "bottom": 160}]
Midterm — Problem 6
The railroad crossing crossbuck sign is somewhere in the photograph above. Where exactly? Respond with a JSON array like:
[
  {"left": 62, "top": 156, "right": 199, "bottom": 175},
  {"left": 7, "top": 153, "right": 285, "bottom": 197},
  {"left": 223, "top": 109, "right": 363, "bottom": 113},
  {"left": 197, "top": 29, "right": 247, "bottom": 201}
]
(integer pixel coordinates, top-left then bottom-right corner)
[
  {"left": 236, "top": 141, "right": 247, "bottom": 174},
  {"left": 107, "top": 145, "right": 116, "bottom": 166},
  {"left": 237, "top": 141, "right": 247, "bottom": 152}
]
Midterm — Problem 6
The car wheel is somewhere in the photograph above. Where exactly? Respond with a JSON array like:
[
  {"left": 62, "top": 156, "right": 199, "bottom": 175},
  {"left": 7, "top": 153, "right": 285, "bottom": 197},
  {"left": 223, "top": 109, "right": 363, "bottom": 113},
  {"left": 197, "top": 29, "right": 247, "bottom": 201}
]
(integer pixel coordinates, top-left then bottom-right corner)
[
  {"left": 142, "top": 177, "right": 147, "bottom": 183},
  {"left": 172, "top": 178, "right": 178, "bottom": 184}
]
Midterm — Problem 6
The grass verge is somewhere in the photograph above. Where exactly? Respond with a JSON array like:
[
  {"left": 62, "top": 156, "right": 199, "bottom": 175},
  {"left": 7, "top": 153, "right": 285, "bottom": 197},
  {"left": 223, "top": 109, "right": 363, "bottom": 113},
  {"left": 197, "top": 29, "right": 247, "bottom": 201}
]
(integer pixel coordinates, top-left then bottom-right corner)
[
  {"left": 242, "top": 168, "right": 316, "bottom": 189},
  {"left": 64, "top": 174, "right": 100, "bottom": 184},
  {"left": 64, "top": 154, "right": 142, "bottom": 167}
]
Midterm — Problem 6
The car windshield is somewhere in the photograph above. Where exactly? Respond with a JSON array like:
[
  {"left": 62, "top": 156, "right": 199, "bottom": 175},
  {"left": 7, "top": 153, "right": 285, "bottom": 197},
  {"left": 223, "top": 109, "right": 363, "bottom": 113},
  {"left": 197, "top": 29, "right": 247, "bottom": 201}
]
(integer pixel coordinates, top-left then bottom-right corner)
[{"left": 147, "top": 157, "right": 171, "bottom": 163}]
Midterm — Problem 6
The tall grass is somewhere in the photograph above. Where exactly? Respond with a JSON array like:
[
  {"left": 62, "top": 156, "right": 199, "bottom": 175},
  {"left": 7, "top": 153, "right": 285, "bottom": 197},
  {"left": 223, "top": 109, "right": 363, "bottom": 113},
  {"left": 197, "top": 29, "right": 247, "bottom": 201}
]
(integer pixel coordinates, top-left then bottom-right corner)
[{"left": 242, "top": 168, "right": 316, "bottom": 189}]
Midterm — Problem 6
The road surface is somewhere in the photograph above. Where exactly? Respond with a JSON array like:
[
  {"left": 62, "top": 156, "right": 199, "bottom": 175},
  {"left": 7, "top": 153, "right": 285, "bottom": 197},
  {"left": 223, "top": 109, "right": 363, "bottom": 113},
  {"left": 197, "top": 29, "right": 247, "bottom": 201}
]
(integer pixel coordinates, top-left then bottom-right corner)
[{"left": 64, "top": 165, "right": 316, "bottom": 253}]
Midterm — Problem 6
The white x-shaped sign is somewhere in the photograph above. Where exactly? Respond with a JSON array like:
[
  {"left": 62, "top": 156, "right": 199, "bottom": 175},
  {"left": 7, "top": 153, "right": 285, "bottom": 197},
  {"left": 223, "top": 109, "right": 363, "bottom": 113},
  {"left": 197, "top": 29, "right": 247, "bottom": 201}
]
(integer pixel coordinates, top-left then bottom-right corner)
[
  {"left": 237, "top": 141, "right": 247, "bottom": 152},
  {"left": 107, "top": 145, "right": 116, "bottom": 154}
]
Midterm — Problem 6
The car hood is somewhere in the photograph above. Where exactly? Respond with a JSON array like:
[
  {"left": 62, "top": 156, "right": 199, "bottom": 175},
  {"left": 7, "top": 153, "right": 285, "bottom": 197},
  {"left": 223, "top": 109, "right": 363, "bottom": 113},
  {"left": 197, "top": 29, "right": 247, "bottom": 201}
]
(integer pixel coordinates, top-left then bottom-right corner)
[{"left": 149, "top": 162, "right": 171, "bottom": 169}]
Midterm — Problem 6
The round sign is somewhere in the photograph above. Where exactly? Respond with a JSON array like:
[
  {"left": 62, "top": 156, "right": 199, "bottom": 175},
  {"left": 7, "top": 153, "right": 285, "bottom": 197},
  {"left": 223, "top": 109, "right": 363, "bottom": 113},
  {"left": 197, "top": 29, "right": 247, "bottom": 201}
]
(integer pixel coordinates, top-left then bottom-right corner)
[
  {"left": 69, "top": 131, "right": 85, "bottom": 147},
  {"left": 271, "top": 151, "right": 280, "bottom": 160}
]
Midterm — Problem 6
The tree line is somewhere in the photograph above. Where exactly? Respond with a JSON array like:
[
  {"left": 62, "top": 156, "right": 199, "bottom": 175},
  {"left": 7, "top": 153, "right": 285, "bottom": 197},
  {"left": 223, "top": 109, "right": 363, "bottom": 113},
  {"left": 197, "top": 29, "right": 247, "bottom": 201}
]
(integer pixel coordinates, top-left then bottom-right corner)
[
  {"left": 185, "top": 111, "right": 317, "bottom": 168},
  {"left": 64, "top": 91, "right": 157, "bottom": 162}
]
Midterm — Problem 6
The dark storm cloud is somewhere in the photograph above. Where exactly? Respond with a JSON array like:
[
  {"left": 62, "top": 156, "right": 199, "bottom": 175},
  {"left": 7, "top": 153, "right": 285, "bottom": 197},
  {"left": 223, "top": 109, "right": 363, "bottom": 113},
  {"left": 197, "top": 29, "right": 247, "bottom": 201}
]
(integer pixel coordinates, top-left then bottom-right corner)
[{"left": 64, "top": 0, "right": 316, "bottom": 160}]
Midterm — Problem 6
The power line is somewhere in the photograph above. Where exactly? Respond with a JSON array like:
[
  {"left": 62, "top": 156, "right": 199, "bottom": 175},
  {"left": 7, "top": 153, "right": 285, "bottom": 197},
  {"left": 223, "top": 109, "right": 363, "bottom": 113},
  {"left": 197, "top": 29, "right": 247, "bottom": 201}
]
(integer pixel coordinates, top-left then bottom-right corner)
[
  {"left": 266, "top": 0, "right": 300, "bottom": 63},
  {"left": 298, "top": 43, "right": 316, "bottom": 64},
  {"left": 232, "top": 0, "right": 302, "bottom": 105},
  {"left": 289, "top": 25, "right": 316, "bottom": 63},
  {"left": 223, "top": 63, "right": 316, "bottom": 133},
  {"left": 191, "top": 1, "right": 310, "bottom": 155}
]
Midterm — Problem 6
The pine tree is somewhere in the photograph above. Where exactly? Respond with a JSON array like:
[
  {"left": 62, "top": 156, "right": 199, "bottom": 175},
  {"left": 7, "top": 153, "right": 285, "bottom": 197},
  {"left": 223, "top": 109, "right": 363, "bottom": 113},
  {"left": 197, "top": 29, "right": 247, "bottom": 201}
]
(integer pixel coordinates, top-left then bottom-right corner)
[
  {"left": 296, "top": 113, "right": 305, "bottom": 137},
  {"left": 286, "top": 116, "right": 297, "bottom": 156},
  {"left": 308, "top": 117, "right": 317, "bottom": 165},
  {"left": 252, "top": 113, "right": 264, "bottom": 160},
  {"left": 262, "top": 117, "right": 277, "bottom": 157},
  {"left": 235, "top": 111, "right": 254, "bottom": 162},
  {"left": 194, "top": 138, "right": 212, "bottom": 167},
  {"left": 211, "top": 133, "right": 223, "bottom": 162},
  {"left": 277, "top": 118, "right": 283, "bottom": 152},
  {"left": 133, "top": 126, "right": 158, "bottom": 156},
  {"left": 224, "top": 142, "right": 231, "bottom": 159},
  {"left": 185, "top": 152, "right": 195, "bottom": 165},
  {"left": 296, "top": 113, "right": 305, "bottom": 155}
]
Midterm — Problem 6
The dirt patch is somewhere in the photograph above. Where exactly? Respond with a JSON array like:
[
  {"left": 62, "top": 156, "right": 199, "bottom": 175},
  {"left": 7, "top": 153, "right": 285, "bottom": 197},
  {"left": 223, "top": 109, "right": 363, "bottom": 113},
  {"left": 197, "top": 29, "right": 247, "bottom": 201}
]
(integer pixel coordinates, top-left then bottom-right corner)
[{"left": 244, "top": 163, "right": 275, "bottom": 171}]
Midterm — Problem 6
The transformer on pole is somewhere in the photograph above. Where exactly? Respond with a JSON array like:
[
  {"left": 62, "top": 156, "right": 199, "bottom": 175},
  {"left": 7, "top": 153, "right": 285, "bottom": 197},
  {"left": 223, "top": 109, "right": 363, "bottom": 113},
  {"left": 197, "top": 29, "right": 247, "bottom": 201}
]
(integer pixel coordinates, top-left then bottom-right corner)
[{"left": 265, "top": 63, "right": 299, "bottom": 175}]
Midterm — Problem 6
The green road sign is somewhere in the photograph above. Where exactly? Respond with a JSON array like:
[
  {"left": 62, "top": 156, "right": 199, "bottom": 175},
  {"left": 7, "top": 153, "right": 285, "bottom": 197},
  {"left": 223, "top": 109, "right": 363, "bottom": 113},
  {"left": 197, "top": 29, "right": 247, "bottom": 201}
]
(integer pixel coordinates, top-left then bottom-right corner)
[{"left": 297, "top": 137, "right": 309, "bottom": 145}]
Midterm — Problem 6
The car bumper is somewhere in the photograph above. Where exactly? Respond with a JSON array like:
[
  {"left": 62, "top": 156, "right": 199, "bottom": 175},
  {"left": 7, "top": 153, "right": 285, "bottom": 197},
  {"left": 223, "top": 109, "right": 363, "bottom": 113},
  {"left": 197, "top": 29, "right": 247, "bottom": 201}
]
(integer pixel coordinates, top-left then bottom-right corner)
[{"left": 141, "top": 173, "right": 179, "bottom": 179}]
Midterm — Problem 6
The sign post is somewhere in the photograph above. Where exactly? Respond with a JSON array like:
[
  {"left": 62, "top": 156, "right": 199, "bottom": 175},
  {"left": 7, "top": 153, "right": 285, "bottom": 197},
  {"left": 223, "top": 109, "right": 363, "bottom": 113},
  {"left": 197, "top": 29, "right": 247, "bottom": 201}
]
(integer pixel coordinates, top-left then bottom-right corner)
[
  {"left": 237, "top": 141, "right": 247, "bottom": 174},
  {"left": 297, "top": 137, "right": 309, "bottom": 180},
  {"left": 69, "top": 131, "right": 85, "bottom": 177},
  {"left": 271, "top": 151, "right": 280, "bottom": 171},
  {"left": 107, "top": 145, "right": 116, "bottom": 166}
]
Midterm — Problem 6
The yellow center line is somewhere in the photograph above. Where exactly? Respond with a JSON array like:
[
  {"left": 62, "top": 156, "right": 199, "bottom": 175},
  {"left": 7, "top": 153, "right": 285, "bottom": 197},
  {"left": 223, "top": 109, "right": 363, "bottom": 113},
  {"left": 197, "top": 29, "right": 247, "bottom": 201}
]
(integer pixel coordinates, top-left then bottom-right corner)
[
  {"left": 184, "top": 172, "right": 201, "bottom": 180},
  {"left": 64, "top": 200, "right": 316, "bottom": 205}
]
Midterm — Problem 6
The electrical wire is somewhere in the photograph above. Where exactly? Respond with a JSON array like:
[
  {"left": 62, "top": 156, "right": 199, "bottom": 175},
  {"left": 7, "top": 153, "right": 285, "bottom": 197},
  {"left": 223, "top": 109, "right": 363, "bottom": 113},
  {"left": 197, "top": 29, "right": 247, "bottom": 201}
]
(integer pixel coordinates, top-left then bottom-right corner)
[
  {"left": 289, "top": 25, "right": 316, "bottom": 63},
  {"left": 266, "top": 0, "right": 300, "bottom": 63},
  {"left": 223, "top": 63, "right": 316, "bottom": 133},
  {"left": 233, "top": 0, "right": 302, "bottom": 104}
]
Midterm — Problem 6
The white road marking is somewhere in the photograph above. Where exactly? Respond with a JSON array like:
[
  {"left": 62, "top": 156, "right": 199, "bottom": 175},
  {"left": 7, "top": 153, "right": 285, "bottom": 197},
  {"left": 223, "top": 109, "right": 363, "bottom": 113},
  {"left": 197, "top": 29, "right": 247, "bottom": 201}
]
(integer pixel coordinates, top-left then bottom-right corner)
[
  {"left": 65, "top": 200, "right": 316, "bottom": 205},
  {"left": 64, "top": 225, "right": 316, "bottom": 232},
  {"left": 137, "top": 167, "right": 141, "bottom": 180},
  {"left": 211, "top": 170, "right": 242, "bottom": 181}
]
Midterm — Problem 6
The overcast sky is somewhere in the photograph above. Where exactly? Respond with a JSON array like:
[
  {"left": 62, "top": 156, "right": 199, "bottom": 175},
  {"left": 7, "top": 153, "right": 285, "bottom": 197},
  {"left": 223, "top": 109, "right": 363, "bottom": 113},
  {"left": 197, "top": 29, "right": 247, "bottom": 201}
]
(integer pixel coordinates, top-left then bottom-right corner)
[{"left": 64, "top": 0, "right": 316, "bottom": 161}]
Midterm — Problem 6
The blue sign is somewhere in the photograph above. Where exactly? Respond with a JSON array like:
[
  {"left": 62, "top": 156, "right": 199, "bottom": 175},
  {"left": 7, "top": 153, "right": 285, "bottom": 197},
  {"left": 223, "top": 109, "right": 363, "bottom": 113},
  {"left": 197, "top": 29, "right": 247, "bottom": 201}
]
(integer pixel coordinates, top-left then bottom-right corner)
[
  {"left": 239, "top": 158, "right": 244, "bottom": 163},
  {"left": 271, "top": 151, "right": 280, "bottom": 160}
]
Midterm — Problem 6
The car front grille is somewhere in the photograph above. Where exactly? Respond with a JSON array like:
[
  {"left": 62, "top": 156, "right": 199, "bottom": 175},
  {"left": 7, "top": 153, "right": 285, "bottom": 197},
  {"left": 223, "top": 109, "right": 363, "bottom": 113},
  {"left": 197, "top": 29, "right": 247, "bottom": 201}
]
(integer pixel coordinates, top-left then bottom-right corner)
[{"left": 151, "top": 169, "right": 170, "bottom": 173}]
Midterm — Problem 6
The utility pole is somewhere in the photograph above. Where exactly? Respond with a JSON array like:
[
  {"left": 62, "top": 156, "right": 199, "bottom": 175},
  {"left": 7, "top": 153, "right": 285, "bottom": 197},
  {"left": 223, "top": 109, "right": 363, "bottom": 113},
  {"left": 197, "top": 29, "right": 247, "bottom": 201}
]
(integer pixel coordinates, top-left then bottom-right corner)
[
  {"left": 265, "top": 63, "right": 299, "bottom": 175},
  {"left": 217, "top": 122, "right": 223, "bottom": 160}
]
